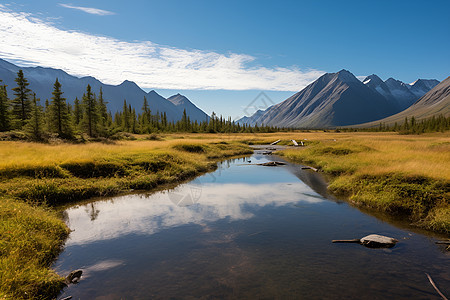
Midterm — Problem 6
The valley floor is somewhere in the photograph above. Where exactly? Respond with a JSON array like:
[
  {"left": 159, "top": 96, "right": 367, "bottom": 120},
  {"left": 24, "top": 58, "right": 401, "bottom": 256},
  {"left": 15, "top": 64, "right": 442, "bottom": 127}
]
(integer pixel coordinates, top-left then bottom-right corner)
[
  {"left": 0, "top": 137, "right": 252, "bottom": 299},
  {"left": 0, "top": 132, "right": 448, "bottom": 299}
]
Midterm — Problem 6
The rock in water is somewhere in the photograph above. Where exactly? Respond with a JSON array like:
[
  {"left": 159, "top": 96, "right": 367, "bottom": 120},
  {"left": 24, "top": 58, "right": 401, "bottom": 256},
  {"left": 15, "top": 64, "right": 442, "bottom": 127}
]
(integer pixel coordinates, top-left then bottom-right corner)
[
  {"left": 360, "top": 234, "right": 398, "bottom": 248},
  {"left": 66, "top": 269, "right": 83, "bottom": 284}
]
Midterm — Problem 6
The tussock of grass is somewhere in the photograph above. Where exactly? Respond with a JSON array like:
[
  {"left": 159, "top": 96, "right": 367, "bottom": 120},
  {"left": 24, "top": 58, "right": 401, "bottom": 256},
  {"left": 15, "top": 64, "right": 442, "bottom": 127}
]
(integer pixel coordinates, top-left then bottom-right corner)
[
  {"left": 0, "top": 196, "right": 69, "bottom": 299},
  {"left": 279, "top": 132, "right": 450, "bottom": 233},
  {"left": 0, "top": 138, "right": 252, "bottom": 299},
  {"left": 173, "top": 143, "right": 206, "bottom": 153}
]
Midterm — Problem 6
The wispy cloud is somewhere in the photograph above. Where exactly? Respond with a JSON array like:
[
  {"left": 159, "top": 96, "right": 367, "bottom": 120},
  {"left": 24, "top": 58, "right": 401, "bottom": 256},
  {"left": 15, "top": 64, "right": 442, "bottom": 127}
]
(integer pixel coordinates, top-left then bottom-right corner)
[
  {"left": 59, "top": 3, "right": 115, "bottom": 16},
  {"left": 0, "top": 6, "right": 324, "bottom": 91}
]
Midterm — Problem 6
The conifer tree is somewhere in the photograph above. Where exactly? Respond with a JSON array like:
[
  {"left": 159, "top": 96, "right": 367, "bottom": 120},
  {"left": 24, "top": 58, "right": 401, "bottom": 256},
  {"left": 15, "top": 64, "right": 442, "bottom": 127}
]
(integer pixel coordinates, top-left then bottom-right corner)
[
  {"left": 122, "top": 100, "right": 129, "bottom": 131},
  {"left": 162, "top": 112, "right": 167, "bottom": 129},
  {"left": 82, "top": 85, "right": 98, "bottom": 136},
  {"left": 24, "top": 93, "right": 45, "bottom": 141},
  {"left": 11, "top": 70, "right": 32, "bottom": 129},
  {"left": 141, "top": 96, "right": 151, "bottom": 132},
  {"left": 0, "top": 80, "right": 10, "bottom": 131},
  {"left": 49, "top": 78, "right": 72, "bottom": 137},
  {"left": 131, "top": 107, "right": 137, "bottom": 133},
  {"left": 73, "top": 97, "right": 82, "bottom": 128},
  {"left": 97, "top": 87, "right": 108, "bottom": 127}
]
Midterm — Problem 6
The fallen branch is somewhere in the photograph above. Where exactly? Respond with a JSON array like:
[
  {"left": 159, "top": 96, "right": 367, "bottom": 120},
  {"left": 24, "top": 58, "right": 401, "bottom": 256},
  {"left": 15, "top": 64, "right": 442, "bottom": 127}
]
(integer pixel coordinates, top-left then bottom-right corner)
[
  {"left": 259, "top": 161, "right": 286, "bottom": 166},
  {"left": 332, "top": 234, "right": 398, "bottom": 248},
  {"left": 302, "top": 166, "right": 319, "bottom": 172},
  {"left": 270, "top": 139, "right": 281, "bottom": 145},
  {"left": 426, "top": 273, "right": 448, "bottom": 300}
]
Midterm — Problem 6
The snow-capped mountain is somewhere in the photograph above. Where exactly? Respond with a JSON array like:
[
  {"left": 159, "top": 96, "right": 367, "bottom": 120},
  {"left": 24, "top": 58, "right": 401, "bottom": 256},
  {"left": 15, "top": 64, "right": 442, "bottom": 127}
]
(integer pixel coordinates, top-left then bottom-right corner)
[
  {"left": 359, "top": 76, "right": 450, "bottom": 126},
  {"left": 363, "top": 76, "right": 439, "bottom": 111},
  {"left": 409, "top": 79, "right": 440, "bottom": 98},
  {"left": 238, "top": 69, "right": 441, "bottom": 128},
  {"left": 363, "top": 74, "right": 398, "bottom": 104},
  {"left": 238, "top": 70, "right": 398, "bottom": 128},
  {"left": 383, "top": 78, "right": 418, "bottom": 110}
]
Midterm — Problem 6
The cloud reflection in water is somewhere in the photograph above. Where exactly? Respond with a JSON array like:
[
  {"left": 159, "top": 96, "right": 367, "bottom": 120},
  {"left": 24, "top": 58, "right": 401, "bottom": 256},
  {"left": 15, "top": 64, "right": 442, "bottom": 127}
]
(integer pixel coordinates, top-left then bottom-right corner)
[{"left": 65, "top": 182, "right": 324, "bottom": 246}]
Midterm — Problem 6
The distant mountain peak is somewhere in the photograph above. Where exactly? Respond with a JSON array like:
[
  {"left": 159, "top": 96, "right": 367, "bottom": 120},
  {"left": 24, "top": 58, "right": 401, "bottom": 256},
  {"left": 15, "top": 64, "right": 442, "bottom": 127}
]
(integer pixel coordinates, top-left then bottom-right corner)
[
  {"left": 410, "top": 78, "right": 439, "bottom": 88},
  {"left": 167, "top": 93, "right": 209, "bottom": 122},
  {"left": 336, "top": 69, "right": 359, "bottom": 83},
  {"left": 168, "top": 93, "right": 189, "bottom": 105},
  {"left": 119, "top": 79, "right": 138, "bottom": 86},
  {"left": 408, "top": 78, "right": 440, "bottom": 98},
  {"left": 385, "top": 77, "right": 404, "bottom": 85},
  {"left": 363, "top": 74, "right": 384, "bottom": 85}
]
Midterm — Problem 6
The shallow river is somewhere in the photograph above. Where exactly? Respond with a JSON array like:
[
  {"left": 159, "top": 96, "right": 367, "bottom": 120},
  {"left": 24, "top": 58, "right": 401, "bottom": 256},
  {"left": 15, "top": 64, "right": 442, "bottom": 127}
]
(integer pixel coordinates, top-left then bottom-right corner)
[{"left": 54, "top": 151, "right": 449, "bottom": 299}]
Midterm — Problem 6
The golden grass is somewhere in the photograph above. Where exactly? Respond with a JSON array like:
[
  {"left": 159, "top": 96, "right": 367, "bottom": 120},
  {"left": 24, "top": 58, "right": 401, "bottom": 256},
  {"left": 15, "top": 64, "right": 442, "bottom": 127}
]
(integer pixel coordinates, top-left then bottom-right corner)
[
  {"left": 0, "top": 196, "right": 69, "bottom": 299},
  {"left": 280, "top": 132, "right": 450, "bottom": 180},
  {"left": 0, "top": 137, "right": 253, "bottom": 299},
  {"left": 1, "top": 132, "right": 449, "bottom": 298},
  {"left": 277, "top": 131, "right": 450, "bottom": 233}
]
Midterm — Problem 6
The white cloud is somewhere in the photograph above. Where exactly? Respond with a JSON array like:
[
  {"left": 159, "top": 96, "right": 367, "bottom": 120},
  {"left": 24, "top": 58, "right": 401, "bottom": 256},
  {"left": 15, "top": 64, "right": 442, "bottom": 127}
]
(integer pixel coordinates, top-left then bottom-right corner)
[
  {"left": 59, "top": 3, "right": 115, "bottom": 16},
  {"left": 0, "top": 7, "right": 324, "bottom": 91}
]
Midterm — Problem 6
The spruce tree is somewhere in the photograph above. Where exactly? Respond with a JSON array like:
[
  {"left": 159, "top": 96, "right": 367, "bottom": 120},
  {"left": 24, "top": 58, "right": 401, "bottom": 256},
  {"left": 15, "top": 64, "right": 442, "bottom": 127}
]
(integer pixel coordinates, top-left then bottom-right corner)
[
  {"left": 49, "top": 78, "right": 71, "bottom": 137},
  {"left": 24, "top": 93, "right": 45, "bottom": 141},
  {"left": 73, "top": 97, "right": 82, "bottom": 128},
  {"left": 0, "top": 81, "right": 10, "bottom": 131},
  {"left": 97, "top": 87, "right": 108, "bottom": 127},
  {"left": 11, "top": 70, "right": 32, "bottom": 129},
  {"left": 131, "top": 107, "right": 137, "bottom": 133},
  {"left": 122, "top": 100, "right": 129, "bottom": 131},
  {"left": 82, "top": 85, "right": 98, "bottom": 136},
  {"left": 141, "top": 96, "right": 151, "bottom": 132}
]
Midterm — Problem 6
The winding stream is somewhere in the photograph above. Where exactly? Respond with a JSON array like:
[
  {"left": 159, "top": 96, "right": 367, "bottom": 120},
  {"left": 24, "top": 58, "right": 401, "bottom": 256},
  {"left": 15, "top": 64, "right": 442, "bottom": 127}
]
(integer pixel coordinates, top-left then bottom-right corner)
[{"left": 54, "top": 150, "right": 449, "bottom": 299}]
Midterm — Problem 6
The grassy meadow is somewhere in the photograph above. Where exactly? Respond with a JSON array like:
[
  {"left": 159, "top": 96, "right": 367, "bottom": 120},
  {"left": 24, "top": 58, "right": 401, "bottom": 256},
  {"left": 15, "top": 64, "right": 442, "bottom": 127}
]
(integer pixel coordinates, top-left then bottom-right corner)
[
  {"left": 0, "top": 131, "right": 449, "bottom": 298},
  {"left": 278, "top": 132, "right": 450, "bottom": 233}
]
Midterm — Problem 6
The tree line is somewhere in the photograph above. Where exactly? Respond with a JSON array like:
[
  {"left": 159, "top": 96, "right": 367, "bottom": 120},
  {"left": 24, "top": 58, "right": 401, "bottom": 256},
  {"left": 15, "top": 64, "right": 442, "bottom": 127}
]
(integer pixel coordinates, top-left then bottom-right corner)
[
  {"left": 0, "top": 70, "right": 281, "bottom": 140},
  {"left": 339, "top": 115, "right": 450, "bottom": 134}
]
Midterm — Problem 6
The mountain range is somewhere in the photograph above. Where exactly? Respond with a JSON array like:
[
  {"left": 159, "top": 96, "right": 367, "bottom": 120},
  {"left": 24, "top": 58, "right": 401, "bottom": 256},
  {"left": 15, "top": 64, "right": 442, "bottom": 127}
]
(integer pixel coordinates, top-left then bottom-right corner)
[
  {"left": 0, "top": 58, "right": 209, "bottom": 122},
  {"left": 238, "top": 70, "right": 441, "bottom": 128},
  {"left": 358, "top": 76, "right": 450, "bottom": 127}
]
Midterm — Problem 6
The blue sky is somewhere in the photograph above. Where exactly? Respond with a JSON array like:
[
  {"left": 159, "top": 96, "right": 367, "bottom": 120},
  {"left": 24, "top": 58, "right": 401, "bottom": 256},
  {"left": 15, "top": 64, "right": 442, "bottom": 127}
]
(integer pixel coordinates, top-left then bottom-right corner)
[{"left": 0, "top": 0, "right": 449, "bottom": 118}]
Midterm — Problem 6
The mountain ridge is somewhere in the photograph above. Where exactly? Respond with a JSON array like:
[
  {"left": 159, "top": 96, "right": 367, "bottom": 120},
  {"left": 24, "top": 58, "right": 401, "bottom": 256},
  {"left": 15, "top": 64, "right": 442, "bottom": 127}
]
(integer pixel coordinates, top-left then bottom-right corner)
[
  {"left": 0, "top": 58, "right": 208, "bottom": 122},
  {"left": 239, "top": 70, "right": 440, "bottom": 128},
  {"left": 167, "top": 94, "right": 209, "bottom": 122},
  {"left": 357, "top": 76, "right": 450, "bottom": 127},
  {"left": 239, "top": 69, "right": 398, "bottom": 128}
]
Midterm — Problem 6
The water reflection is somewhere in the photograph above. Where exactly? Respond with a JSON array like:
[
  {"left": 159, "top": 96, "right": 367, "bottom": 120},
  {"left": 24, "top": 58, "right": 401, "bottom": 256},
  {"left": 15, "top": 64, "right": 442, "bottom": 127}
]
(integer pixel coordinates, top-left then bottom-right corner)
[
  {"left": 85, "top": 203, "right": 100, "bottom": 221},
  {"left": 65, "top": 181, "right": 324, "bottom": 246},
  {"left": 55, "top": 154, "right": 450, "bottom": 299}
]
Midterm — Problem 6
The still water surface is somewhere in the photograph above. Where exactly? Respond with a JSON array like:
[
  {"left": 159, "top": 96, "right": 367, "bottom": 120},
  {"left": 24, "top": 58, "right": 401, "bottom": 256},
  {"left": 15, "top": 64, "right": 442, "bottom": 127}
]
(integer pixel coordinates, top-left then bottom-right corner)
[{"left": 54, "top": 152, "right": 449, "bottom": 299}]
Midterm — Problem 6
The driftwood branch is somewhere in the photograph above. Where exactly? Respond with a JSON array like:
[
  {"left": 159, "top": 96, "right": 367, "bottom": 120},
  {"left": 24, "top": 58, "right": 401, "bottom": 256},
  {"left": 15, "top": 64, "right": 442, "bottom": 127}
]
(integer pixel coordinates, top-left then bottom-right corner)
[
  {"left": 435, "top": 241, "right": 450, "bottom": 245},
  {"left": 258, "top": 161, "right": 286, "bottom": 166},
  {"left": 270, "top": 139, "right": 281, "bottom": 145},
  {"left": 332, "top": 235, "right": 398, "bottom": 248},
  {"left": 426, "top": 273, "right": 448, "bottom": 300},
  {"left": 302, "top": 166, "right": 319, "bottom": 172}
]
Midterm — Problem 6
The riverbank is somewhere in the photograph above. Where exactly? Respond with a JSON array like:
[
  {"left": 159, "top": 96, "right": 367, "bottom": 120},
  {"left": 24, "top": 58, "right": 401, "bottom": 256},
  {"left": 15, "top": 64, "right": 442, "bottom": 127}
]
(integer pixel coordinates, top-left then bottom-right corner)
[
  {"left": 1, "top": 132, "right": 449, "bottom": 298},
  {"left": 0, "top": 138, "right": 252, "bottom": 299},
  {"left": 277, "top": 132, "right": 450, "bottom": 234}
]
